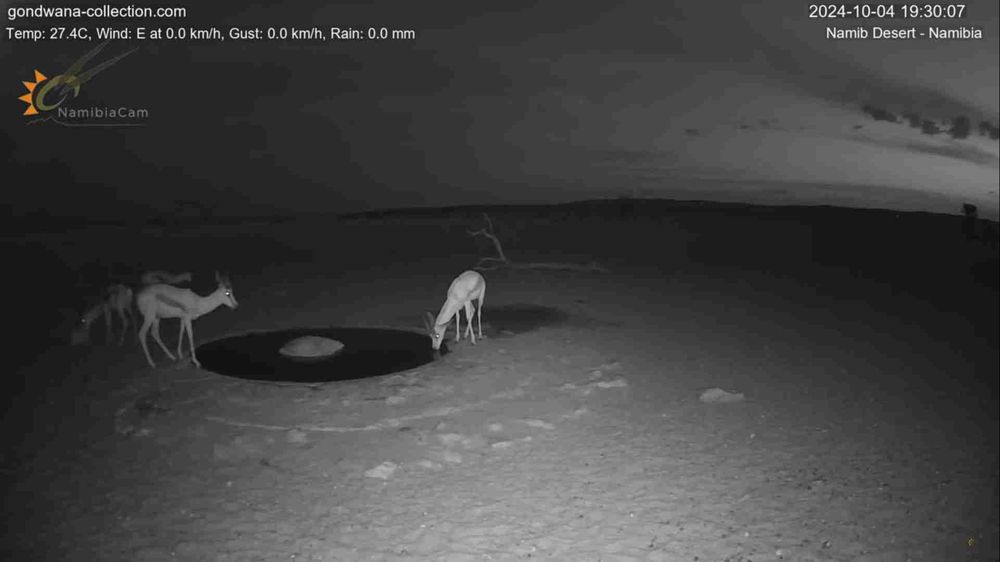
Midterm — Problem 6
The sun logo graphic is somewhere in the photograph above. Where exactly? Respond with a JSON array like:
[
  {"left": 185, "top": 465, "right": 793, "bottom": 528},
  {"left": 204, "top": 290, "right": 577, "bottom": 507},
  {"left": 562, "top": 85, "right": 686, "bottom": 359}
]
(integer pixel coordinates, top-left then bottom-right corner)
[
  {"left": 18, "top": 69, "right": 46, "bottom": 115},
  {"left": 18, "top": 69, "right": 80, "bottom": 116},
  {"left": 16, "top": 41, "right": 145, "bottom": 126}
]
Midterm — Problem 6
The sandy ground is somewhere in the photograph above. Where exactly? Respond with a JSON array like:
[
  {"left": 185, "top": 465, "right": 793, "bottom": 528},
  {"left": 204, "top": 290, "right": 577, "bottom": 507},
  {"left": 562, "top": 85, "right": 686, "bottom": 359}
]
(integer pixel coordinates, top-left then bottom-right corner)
[{"left": 2, "top": 209, "right": 998, "bottom": 561}]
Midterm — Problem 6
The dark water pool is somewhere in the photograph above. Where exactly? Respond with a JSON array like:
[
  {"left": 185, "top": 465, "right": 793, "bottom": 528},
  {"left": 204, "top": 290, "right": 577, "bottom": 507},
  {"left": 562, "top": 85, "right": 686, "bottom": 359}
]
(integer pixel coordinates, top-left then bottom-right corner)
[
  {"left": 197, "top": 327, "right": 443, "bottom": 383},
  {"left": 197, "top": 305, "right": 571, "bottom": 383}
]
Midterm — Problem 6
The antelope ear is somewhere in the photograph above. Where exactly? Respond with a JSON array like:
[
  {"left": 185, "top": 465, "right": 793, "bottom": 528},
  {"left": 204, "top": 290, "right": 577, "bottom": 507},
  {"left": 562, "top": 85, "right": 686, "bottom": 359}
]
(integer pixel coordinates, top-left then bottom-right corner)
[{"left": 422, "top": 312, "right": 435, "bottom": 332}]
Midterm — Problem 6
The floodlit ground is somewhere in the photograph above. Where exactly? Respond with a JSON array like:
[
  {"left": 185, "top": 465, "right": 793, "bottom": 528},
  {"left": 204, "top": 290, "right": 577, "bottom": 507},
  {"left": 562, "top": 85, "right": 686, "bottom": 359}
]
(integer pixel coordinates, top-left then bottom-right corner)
[{"left": 2, "top": 202, "right": 997, "bottom": 561}]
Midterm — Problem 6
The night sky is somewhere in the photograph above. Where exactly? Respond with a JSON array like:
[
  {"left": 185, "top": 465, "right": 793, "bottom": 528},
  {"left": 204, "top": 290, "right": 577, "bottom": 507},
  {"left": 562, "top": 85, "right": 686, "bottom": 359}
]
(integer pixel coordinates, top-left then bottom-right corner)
[{"left": 2, "top": 0, "right": 998, "bottom": 222}]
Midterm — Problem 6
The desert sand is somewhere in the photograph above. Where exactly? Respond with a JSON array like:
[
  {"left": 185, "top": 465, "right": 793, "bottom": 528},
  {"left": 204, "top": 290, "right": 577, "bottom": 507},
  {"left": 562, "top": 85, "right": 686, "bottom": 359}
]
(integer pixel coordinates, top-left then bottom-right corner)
[{"left": 2, "top": 200, "right": 997, "bottom": 561}]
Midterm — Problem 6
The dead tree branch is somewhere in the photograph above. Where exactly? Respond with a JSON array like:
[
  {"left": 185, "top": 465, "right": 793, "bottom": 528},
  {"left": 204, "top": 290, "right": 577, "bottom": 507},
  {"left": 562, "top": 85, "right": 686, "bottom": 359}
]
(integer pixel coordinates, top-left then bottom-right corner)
[
  {"left": 467, "top": 213, "right": 608, "bottom": 273},
  {"left": 467, "top": 213, "right": 509, "bottom": 265}
]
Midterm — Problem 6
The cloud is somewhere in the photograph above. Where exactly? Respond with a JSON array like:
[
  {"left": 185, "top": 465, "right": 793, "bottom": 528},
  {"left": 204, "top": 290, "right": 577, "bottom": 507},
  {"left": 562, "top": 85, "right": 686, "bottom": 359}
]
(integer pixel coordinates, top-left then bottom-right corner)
[
  {"left": 893, "top": 139, "right": 999, "bottom": 167},
  {"left": 3, "top": 0, "right": 997, "bottom": 220}
]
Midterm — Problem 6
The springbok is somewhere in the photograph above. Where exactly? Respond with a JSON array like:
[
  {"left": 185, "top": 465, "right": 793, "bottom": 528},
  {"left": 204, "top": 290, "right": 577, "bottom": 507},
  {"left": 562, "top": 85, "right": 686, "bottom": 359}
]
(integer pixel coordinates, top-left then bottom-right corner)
[
  {"left": 140, "top": 270, "right": 193, "bottom": 286},
  {"left": 424, "top": 270, "right": 485, "bottom": 351},
  {"left": 136, "top": 272, "right": 237, "bottom": 368},
  {"left": 71, "top": 284, "right": 135, "bottom": 345}
]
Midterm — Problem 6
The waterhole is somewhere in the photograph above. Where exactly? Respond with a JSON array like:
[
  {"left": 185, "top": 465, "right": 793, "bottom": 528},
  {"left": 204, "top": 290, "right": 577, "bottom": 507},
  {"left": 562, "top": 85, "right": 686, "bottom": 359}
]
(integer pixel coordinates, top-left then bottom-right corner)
[{"left": 197, "top": 327, "right": 442, "bottom": 383}]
